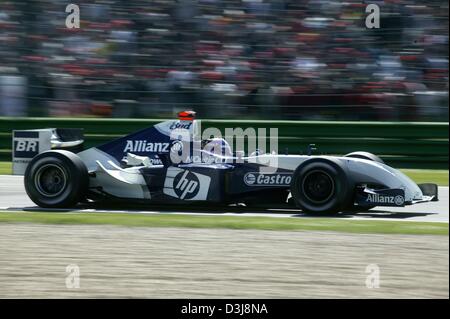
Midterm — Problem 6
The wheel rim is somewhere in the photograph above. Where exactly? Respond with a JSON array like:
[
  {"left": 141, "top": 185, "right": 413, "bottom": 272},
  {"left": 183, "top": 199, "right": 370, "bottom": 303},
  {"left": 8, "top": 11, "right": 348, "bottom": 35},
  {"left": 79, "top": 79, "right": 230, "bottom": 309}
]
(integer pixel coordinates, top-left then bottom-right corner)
[
  {"left": 34, "top": 164, "right": 67, "bottom": 197},
  {"left": 301, "top": 170, "right": 335, "bottom": 204}
]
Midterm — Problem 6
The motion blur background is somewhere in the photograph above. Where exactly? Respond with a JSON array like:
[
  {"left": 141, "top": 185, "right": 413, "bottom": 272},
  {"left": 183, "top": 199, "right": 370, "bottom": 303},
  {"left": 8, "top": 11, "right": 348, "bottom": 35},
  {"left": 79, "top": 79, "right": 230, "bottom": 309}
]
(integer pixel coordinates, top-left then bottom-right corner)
[{"left": 0, "top": 0, "right": 448, "bottom": 120}]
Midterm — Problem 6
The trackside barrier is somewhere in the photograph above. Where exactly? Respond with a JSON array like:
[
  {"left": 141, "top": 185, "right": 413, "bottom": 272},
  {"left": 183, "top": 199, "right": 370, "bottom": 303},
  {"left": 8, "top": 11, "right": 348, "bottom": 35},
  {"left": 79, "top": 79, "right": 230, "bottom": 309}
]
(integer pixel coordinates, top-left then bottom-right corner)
[{"left": 0, "top": 118, "right": 448, "bottom": 169}]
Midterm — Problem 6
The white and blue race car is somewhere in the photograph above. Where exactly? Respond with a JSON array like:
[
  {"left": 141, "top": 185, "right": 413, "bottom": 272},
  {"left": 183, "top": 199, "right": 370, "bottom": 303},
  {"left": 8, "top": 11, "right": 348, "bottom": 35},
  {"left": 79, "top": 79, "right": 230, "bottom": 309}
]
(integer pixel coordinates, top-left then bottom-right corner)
[{"left": 24, "top": 112, "right": 438, "bottom": 214}]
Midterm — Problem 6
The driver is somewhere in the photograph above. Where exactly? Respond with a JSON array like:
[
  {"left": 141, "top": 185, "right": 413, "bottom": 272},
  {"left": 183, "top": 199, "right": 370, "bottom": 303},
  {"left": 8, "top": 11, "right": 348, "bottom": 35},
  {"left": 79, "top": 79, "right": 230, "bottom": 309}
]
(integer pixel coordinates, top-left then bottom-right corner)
[{"left": 201, "top": 137, "right": 232, "bottom": 157}]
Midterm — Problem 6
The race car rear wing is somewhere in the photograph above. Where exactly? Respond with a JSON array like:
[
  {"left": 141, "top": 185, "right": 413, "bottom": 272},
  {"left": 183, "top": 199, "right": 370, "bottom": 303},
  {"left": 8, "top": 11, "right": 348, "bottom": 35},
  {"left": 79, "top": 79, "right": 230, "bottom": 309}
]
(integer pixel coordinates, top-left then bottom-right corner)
[{"left": 12, "top": 128, "right": 84, "bottom": 175}]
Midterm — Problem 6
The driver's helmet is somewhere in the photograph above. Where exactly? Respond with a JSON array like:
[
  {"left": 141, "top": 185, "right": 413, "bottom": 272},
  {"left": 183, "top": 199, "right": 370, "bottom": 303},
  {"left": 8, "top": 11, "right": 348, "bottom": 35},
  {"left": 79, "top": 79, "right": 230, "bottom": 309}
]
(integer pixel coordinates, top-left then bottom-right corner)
[{"left": 201, "top": 137, "right": 232, "bottom": 157}]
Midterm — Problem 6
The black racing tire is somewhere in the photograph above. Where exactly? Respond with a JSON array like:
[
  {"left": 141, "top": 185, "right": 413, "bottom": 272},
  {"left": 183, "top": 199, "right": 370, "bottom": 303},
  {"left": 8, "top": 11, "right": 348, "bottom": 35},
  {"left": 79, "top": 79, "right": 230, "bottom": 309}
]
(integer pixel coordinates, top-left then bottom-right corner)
[
  {"left": 344, "top": 151, "right": 384, "bottom": 164},
  {"left": 291, "top": 157, "right": 354, "bottom": 215},
  {"left": 24, "top": 150, "right": 88, "bottom": 208}
]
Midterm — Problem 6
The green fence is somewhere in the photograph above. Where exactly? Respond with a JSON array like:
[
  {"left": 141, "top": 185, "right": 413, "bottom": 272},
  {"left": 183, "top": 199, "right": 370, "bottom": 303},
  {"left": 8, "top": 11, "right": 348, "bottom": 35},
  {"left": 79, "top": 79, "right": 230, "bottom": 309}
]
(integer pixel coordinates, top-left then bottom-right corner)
[{"left": 0, "top": 117, "right": 448, "bottom": 169}]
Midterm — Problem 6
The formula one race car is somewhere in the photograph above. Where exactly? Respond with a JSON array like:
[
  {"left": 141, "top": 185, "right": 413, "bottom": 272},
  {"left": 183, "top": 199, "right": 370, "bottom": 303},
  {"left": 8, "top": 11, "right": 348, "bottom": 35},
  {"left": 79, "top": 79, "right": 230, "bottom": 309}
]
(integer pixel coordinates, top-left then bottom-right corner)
[{"left": 23, "top": 112, "right": 439, "bottom": 214}]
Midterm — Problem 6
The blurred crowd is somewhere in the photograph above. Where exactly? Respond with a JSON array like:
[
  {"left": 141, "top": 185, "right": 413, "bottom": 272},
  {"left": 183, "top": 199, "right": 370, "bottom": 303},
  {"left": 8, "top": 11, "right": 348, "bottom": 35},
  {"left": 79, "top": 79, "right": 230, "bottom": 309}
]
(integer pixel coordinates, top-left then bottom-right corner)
[{"left": 0, "top": 0, "right": 448, "bottom": 120}]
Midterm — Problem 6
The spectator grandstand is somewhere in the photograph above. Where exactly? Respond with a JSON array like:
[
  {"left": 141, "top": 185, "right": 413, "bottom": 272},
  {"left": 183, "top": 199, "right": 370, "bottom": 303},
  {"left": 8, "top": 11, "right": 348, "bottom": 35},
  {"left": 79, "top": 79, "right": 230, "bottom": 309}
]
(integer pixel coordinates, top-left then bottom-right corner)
[{"left": 0, "top": 0, "right": 448, "bottom": 120}]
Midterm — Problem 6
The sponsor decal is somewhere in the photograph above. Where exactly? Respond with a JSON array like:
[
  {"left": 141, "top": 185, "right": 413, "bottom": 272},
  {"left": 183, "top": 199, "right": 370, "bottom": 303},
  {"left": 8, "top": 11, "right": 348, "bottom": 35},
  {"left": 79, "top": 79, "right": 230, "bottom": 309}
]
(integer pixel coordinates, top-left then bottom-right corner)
[
  {"left": 121, "top": 155, "right": 163, "bottom": 165},
  {"left": 15, "top": 140, "right": 38, "bottom": 153},
  {"left": 123, "top": 140, "right": 170, "bottom": 153},
  {"left": 13, "top": 132, "right": 40, "bottom": 158},
  {"left": 12, "top": 130, "right": 52, "bottom": 175},
  {"left": 164, "top": 167, "right": 211, "bottom": 200},
  {"left": 169, "top": 121, "right": 192, "bottom": 130},
  {"left": 151, "top": 158, "right": 163, "bottom": 165},
  {"left": 244, "top": 172, "right": 292, "bottom": 186},
  {"left": 394, "top": 195, "right": 405, "bottom": 206},
  {"left": 244, "top": 173, "right": 257, "bottom": 185},
  {"left": 173, "top": 170, "right": 200, "bottom": 200},
  {"left": 183, "top": 155, "right": 226, "bottom": 164},
  {"left": 366, "top": 193, "right": 405, "bottom": 205}
]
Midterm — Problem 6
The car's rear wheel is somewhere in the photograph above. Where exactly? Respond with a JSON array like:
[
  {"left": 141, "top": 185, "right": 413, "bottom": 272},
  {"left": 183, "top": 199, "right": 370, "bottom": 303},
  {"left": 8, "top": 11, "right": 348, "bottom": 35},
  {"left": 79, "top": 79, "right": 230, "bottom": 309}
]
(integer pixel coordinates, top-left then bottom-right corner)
[
  {"left": 24, "top": 150, "right": 88, "bottom": 208},
  {"left": 291, "top": 158, "right": 354, "bottom": 214}
]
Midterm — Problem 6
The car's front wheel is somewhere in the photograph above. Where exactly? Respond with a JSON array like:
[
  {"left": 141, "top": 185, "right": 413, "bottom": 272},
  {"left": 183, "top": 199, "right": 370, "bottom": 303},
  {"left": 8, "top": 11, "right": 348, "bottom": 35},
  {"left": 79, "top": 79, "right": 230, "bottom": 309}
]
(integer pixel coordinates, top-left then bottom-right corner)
[
  {"left": 290, "top": 158, "right": 354, "bottom": 214},
  {"left": 24, "top": 150, "right": 88, "bottom": 208}
]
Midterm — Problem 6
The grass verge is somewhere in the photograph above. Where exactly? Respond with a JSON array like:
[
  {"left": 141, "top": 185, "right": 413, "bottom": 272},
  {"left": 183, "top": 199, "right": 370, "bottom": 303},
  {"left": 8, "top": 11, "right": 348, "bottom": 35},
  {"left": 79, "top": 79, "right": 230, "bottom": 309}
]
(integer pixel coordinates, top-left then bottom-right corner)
[
  {"left": 0, "top": 162, "right": 447, "bottom": 186},
  {"left": 0, "top": 161, "right": 11, "bottom": 175},
  {"left": 0, "top": 211, "right": 447, "bottom": 235},
  {"left": 400, "top": 169, "right": 448, "bottom": 186}
]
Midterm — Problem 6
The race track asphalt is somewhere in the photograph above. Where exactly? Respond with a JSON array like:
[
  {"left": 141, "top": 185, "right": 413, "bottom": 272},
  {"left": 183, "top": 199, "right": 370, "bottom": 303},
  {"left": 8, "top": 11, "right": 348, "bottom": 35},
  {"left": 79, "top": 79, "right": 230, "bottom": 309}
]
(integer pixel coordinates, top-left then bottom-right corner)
[{"left": 0, "top": 175, "right": 448, "bottom": 222}]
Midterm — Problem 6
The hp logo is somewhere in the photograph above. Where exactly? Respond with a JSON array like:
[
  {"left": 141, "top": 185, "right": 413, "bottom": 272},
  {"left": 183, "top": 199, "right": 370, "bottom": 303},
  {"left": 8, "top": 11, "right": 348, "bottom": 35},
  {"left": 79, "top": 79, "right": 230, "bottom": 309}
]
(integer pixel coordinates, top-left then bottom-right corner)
[{"left": 173, "top": 170, "right": 200, "bottom": 199}]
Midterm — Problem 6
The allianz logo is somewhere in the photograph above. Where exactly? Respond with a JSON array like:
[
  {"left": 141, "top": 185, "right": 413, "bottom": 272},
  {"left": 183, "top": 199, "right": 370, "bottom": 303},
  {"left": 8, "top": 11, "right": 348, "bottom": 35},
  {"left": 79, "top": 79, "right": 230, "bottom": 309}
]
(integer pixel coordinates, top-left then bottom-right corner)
[
  {"left": 367, "top": 193, "right": 405, "bottom": 205},
  {"left": 124, "top": 140, "right": 170, "bottom": 153},
  {"left": 244, "top": 172, "right": 292, "bottom": 186}
]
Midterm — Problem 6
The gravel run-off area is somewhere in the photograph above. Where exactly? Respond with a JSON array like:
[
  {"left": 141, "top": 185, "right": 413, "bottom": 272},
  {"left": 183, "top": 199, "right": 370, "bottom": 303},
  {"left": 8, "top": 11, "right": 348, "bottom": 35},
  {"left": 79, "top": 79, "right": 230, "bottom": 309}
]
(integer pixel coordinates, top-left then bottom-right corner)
[{"left": 0, "top": 223, "right": 448, "bottom": 298}]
